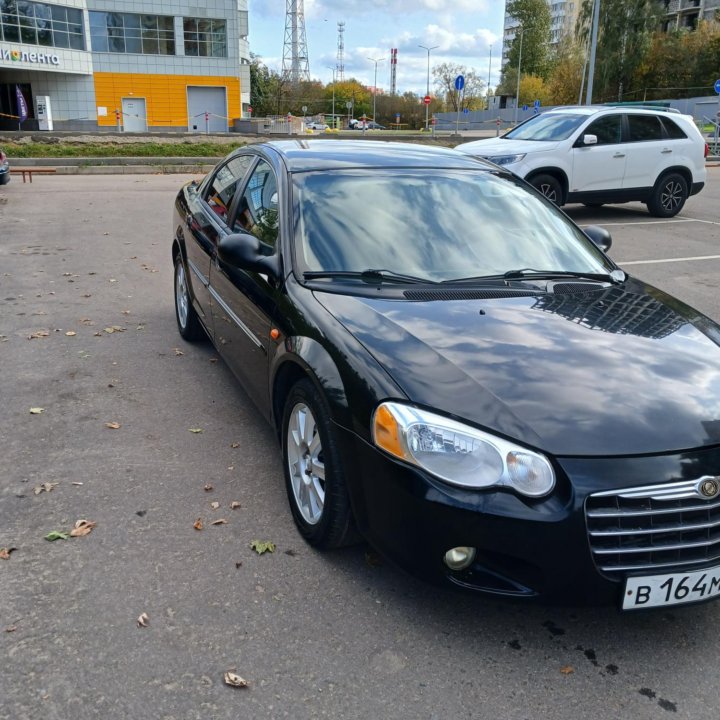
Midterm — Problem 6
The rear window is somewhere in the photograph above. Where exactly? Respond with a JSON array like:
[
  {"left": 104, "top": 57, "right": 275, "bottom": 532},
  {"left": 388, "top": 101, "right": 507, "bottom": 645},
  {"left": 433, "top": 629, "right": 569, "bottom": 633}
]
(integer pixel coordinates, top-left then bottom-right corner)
[
  {"left": 627, "top": 115, "right": 663, "bottom": 142},
  {"left": 660, "top": 117, "right": 687, "bottom": 140}
]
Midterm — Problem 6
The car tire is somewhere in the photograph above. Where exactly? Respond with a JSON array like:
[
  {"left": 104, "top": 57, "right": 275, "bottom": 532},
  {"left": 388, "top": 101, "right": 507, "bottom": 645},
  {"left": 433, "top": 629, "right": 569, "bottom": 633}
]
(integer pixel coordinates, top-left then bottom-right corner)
[
  {"left": 529, "top": 174, "right": 562, "bottom": 205},
  {"left": 282, "top": 378, "right": 358, "bottom": 549},
  {"left": 174, "top": 253, "right": 204, "bottom": 341},
  {"left": 646, "top": 172, "right": 689, "bottom": 218}
]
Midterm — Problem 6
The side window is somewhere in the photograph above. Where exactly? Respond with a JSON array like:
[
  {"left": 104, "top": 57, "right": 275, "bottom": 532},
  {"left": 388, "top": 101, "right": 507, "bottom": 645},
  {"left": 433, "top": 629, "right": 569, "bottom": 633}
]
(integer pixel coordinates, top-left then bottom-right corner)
[
  {"left": 627, "top": 115, "right": 663, "bottom": 142},
  {"left": 585, "top": 115, "right": 622, "bottom": 145},
  {"left": 660, "top": 117, "right": 687, "bottom": 140},
  {"left": 204, "top": 155, "right": 253, "bottom": 224},
  {"left": 233, "top": 160, "right": 279, "bottom": 250}
]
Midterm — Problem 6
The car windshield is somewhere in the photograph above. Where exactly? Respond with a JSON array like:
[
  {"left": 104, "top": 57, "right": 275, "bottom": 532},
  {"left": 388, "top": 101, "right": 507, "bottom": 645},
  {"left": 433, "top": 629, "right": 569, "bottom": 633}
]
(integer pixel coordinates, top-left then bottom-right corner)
[
  {"left": 292, "top": 169, "right": 615, "bottom": 283},
  {"left": 502, "top": 113, "right": 588, "bottom": 141}
]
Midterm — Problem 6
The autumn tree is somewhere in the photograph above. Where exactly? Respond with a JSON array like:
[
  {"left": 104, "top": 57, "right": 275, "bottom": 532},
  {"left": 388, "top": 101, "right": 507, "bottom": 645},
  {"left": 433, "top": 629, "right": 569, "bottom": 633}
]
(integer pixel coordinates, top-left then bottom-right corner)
[
  {"left": 546, "top": 37, "right": 587, "bottom": 105},
  {"left": 577, "top": 0, "right": 665, "bottom": 102},
  {"left": 432, "top": 62, "right": 486, "bottom": 112}
]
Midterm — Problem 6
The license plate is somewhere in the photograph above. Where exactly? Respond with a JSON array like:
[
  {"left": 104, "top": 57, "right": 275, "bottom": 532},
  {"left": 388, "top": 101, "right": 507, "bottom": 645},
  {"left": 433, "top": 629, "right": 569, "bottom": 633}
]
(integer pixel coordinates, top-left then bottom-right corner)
[{"left": 623, "top": 566, "right": 720, "bottom": 609}]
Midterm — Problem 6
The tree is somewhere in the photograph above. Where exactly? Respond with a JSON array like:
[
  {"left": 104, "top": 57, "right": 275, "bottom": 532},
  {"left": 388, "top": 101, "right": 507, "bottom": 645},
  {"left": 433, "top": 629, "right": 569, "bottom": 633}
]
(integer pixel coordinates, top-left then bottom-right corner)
[
  {"left": 500, "top": 0, "right": 552, "bottom": 94},
  {"left": 546, "top": 37, "right": 587, "bottom": 105},
  {"left": 249, "top": 54, "right": 286, "bottom": 117},
  {"left": 577, "top": 0, "right": 665, "bottom": 102},
  {"left": 432, "top": 62, "right": 486, "bottom": 112}
]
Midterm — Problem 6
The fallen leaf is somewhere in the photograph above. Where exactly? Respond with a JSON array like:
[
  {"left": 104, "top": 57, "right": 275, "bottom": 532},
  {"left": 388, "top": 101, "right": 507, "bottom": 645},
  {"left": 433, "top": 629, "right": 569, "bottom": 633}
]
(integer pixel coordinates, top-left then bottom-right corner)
[
  {"left": 284, "top": 549, "right": 298, "bottom": 557},
  {"left": 224, "top": 672, "right": 248, "bottom": 688},
  {"left": 122, "top": 310, "right": 130, "bottom": 315},
  {"left": 209, "top": 357, "right": 218, "bottom": 364},
  {"left": 137, "top": 612, "right": 149, "bottom": 628},
  {"left": 230, "top": 442, "right": 240, "bottom": 449},
  {"left": 0, "top": 547, "right": 17, "bottom": 560},
  {"left": 80, "top": 318, "right": 93, "bottom": 325},
  {"left": 71, "top": 481, "right": 83, "bottom": 486},
  {"left": 560, "top": 666, "right": 574, "bottom": 675},
  {"left": 34, "top": 482, "right": 58, "bottom": 495},
  {"left": 193, "top": 518, "right": 203, "bottom": 531},
  {"left": 70, "top": 519, "right": 97, "bottom": 537},
  {"left": 173, "top": 348, "right": 184, "bottom": 356},
  {"left": 204, "top": 484, "right": 214, "bottom": 492},
  {"left": 29, "top": 407, "right": 44, "bottom": 414},
  {"left": 230, "top": 501, "right": 241, "bottom": 509},
  {"left": 45, "top": 531, "right": 69, "bottom": 541},
  {"left": 5, "top": 626, "right": 17, "bottom": 632},
  {"left": 65, "top": 331, "right": 77, "bottom": 337},
  {"left": 105, "top": 422, "right": 121, "bottom": 429},
  {"left": 235, "top": 562, "right": 243, "bottom": 568},
  {"left": 189, "top": 428, "right": 203, "bottom": 434},
  {"left": 250, "top": 540, "right": 276, "bottom": 555},
  {"left": 94, "top": 332, "right": 102, "bottom": 337},
  {"left": 211, "top": 519, "right": 227, "bottom": 526},
  {"left": 210, "top": 501, "right": 220, "bottom": 510},
  {"left": 365, "top": 551, "right": 383, "bottom": 567},
  {"left": 111, "top": 325, "right": 125, "bottom": 332},
  {"left": 29, "top": 330, "right": 49, "bottom": 339}
]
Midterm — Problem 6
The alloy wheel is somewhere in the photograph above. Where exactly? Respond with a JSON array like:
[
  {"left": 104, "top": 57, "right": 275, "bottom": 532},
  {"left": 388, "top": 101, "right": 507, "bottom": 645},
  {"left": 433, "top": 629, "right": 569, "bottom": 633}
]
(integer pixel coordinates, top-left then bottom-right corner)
[
  {"left": 175, "top": 261, "right": 189, "bottom": 329},
  {"left": 287, "top": 402, "right": 325, "bottom": 525}
]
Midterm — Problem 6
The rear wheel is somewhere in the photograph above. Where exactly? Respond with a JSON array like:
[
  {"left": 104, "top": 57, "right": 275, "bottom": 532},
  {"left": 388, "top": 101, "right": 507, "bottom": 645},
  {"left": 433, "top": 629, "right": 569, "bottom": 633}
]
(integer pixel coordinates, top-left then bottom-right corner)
[
  {"left": 529, "top": 174, "right": 562, "bottom": 205},
  {"left": 174, "top": 254, "right": 204, "bottom": 341},
  {"left": 282, "top": 378, "right": 358, "bottom": 549},
  {"left": 646, "top": 172, "right": 688, "bottom": 218}
]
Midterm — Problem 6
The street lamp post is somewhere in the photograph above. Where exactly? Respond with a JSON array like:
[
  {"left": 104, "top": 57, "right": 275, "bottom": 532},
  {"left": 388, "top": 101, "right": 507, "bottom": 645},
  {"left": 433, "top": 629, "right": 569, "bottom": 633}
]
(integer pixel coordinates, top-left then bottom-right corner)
[
  {"left": 326, "top": 66, "right": 336, "bottom": 128},
  {"left": 418, "top": 43, "right": 438, "bottom": 131},
  {"left": 513, "top": 26, "right": 529, "bottom": 125},
  {"left": 486, "top": 45, "right": 492, "bottom": 111},
  {"left": 367, "top": 56, "right": 385, "bottom": 125}
]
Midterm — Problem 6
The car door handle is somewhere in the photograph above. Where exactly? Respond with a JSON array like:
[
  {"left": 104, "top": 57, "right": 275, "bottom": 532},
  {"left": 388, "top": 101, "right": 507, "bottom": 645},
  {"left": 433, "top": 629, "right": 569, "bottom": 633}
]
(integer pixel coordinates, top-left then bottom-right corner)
[
  {"left": 613, "top": 152, "right": 625, "bottom": 158},
  {"left": 661, "top": 148, "right": 672, "bottom": 154}
]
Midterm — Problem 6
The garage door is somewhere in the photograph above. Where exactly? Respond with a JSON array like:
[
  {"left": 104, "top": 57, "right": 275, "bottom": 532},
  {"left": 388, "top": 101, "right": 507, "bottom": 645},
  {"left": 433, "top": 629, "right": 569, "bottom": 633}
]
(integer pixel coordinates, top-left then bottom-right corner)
[{"left": 187, "top": 86, "right": 227, "bottom": 133}]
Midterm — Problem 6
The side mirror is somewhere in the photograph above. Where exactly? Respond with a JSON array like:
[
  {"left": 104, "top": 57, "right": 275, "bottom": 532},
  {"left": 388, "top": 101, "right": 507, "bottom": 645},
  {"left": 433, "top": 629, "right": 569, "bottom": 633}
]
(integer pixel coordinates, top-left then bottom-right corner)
[
  {"left": 584, "top": 225, "right": 612, "bottom": 253},
  {"left": 218, "top": 232, "right": 281, "bottom": 281},
  {"left": 581, "top": 133, "right": 598, "bottom": 146}
]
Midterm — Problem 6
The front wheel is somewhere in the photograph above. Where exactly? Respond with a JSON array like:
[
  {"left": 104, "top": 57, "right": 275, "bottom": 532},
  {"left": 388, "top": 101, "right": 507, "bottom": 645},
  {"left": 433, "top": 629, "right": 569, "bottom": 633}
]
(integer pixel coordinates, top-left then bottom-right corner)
[
  {"left": 174, "top": 254, "right": 204, "bottom": 341},
  {"left": 282, "top": 378, "right": 358, "bottom": 549},
  {"left": 529, "top": 174, "right": 562, "bottom": 205},
  {"left": 646, "top": 172, "right": 688, "bottom": 218}
]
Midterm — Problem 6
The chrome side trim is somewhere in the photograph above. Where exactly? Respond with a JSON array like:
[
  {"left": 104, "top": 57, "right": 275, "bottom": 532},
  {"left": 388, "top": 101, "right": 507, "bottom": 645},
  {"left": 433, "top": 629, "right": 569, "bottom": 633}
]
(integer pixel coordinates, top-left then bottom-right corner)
[
  {"left": 208, "top": 286, "right": 262, "bottom": 348},
  {"left": 187, "top": 257, "right": 209, "bottom": 288}
]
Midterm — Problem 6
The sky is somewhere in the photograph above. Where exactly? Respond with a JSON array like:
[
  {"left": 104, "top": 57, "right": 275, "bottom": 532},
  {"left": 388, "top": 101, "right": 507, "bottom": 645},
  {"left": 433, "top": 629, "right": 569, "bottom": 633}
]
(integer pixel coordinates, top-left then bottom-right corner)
[{"left": 247, "top": 0, "right": 506, "bottom": 96}]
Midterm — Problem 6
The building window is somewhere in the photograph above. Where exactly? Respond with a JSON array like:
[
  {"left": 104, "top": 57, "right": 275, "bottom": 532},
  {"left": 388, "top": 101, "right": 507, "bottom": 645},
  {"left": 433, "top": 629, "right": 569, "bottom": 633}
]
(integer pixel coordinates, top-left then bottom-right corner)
[
  {"left": 0, "top": 0, "right": 85, "bottom": 50},
  {"left": 183, "top": 18, "right": 226, "bottom": 57},
  {"left": 90, "top": 11, "right": 175, "bottom": 55}
]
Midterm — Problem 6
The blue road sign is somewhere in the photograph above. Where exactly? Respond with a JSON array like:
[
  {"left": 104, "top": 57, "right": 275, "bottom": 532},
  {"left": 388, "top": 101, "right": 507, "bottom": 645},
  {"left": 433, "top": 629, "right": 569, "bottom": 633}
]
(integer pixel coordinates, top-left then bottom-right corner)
[
  {"left": 463, "top": 107, "right": 469, "bottom": 114},
  {"left": 533, "top": 107, "right": 540, "bottom": 115},
  {"left": 715, "top": 78, "right": 720, "bottom": 94},
  {"left": 522, "top": 104, "right": 528, "bottom": 111},
  {"left": 454, "top": 75, "right": 465, "bottom": 91},
  {"left": 534, "top": 99, "right": 541, "bottom": 108}
]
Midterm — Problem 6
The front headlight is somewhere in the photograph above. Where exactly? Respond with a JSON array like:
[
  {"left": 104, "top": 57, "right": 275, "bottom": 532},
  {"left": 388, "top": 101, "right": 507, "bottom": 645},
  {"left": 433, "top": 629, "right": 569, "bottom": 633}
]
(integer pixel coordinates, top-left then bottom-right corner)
[
  {"left": 372, "top": 402, "right": 555, "bottom": 498},
  {"left": 484, "top": 153, "right": 526, "bottom": 166}
]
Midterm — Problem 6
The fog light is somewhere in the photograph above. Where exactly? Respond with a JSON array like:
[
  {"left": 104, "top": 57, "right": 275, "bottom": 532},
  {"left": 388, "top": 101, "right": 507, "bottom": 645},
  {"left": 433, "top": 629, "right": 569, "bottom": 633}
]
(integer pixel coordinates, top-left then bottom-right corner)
[{"left": 443, "top": 546, "right": 477, "bottom": 571}]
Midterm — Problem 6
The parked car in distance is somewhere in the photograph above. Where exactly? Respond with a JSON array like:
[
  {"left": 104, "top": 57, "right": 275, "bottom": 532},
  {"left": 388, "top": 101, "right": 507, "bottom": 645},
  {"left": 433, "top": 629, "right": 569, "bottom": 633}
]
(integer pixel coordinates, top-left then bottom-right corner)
[
  {"left": 0, "top": 148, "right": 9, "bottom": 185},
  {"left": 455, "top": 105, "right": 708, "bottom": 217},
  {"left": 307, "top": 121, "right": 328, "bottom": 131},
  {"left": 353, "top": 120, "right": 386, "bottom": 130},
  {"left": 173, "top": 139, "right": 720, "bottom": 609}
]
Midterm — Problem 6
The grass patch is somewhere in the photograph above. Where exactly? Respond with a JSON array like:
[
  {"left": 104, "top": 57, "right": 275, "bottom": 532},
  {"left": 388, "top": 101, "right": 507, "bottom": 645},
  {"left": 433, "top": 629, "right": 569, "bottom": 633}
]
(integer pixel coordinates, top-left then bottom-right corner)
[{"left": 4, "top": 142, "right": 246, "bottom": 158}]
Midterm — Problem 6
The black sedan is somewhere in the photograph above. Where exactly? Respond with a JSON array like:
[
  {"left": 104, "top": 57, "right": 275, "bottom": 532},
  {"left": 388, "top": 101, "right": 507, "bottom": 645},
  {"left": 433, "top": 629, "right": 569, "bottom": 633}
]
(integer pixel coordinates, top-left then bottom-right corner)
[{"left": 172, "top": 140, "right": 720, "bottom": 609}]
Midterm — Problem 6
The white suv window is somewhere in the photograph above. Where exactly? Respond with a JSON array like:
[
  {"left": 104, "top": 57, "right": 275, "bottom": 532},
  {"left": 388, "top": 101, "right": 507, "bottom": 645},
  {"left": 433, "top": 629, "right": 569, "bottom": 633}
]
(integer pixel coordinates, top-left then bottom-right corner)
[
  {"left": 584, "top": 115, "right": 622, "bottom": 145},
  {"left": 627, "top": 115, "right": 663, "bottom": 142}
]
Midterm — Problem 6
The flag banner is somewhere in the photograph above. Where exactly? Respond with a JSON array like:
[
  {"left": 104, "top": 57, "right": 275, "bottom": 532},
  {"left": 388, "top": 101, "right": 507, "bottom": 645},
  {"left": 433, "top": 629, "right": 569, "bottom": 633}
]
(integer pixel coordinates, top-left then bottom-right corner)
[{"left": 16, "top": 85, "right": 28, "bottom": 123}]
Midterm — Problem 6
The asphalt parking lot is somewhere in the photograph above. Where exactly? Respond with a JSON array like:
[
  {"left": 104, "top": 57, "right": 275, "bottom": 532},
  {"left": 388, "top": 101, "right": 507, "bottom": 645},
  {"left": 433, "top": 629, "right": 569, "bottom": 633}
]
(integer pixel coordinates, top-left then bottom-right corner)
[{"left": 1, "top": 168, "right": 719, "bottom": 720}]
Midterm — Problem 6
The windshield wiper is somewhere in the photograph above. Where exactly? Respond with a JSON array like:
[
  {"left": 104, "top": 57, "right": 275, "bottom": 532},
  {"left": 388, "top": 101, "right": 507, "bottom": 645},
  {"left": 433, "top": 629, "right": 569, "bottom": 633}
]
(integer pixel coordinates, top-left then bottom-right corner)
[
  {"left": 303, "top": 269, "right": 436, "bottom": 285},
  {"left": 502, "top": 268, "right": 625, "bottom": 283}
]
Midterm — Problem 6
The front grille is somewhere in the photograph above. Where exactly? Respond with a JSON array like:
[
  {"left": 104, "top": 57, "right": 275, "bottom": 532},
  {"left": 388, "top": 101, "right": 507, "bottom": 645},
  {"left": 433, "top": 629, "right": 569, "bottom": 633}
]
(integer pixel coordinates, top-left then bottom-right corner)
[{"left": 586, "top": 478, "right": 720, "bottom": 579}]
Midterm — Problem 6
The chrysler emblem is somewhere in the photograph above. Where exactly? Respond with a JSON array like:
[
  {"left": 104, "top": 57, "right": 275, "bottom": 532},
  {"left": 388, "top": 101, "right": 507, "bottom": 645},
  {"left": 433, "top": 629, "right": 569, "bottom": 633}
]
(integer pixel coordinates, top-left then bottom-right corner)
[{"left": 699, "top": 478, "right": 720, "bottom": 498}]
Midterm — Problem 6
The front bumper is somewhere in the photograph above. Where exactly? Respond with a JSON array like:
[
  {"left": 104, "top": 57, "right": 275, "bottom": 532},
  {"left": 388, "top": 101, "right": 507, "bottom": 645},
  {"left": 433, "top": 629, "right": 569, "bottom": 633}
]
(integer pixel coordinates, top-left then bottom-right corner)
[{"left": 338, "top": 425, "right": 720, "bottom": 606}]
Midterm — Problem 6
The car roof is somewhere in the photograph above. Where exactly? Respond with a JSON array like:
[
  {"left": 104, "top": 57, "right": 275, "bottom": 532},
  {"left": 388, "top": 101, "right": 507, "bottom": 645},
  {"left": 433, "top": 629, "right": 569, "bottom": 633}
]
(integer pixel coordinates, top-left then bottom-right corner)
[{"left": 261, "top": 140, "right": 494, "bottom": 173}]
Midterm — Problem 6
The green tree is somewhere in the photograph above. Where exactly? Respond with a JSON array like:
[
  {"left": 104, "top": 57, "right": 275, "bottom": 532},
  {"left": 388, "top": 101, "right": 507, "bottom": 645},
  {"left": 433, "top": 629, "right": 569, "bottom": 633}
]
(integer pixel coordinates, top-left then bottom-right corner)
[
  {"left": 500, "top": 0, "right": 552, "bottom": 93},
  {"left": 546, "top": 37, "right": 586, "bottom": 105},
  {"left": 577, "top": 0, "right": 665, "bottom": 102},
  {"left": 432, "top": 62, "right": 486, "bottom": 112}
]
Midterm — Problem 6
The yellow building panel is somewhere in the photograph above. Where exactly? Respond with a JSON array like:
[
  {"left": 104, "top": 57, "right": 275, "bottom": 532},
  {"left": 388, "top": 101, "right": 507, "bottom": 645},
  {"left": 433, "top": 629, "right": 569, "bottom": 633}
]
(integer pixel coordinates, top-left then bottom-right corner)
[{"left": 94, "top": 72, "right": 242, "bottom": 129}]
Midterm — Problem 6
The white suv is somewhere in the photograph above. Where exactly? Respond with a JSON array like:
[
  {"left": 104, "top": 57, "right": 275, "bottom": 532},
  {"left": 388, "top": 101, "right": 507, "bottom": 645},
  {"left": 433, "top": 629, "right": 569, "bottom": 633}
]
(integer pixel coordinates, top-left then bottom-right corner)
[{"left": 455, "top": 105, "right": 708, "bottom": 217}]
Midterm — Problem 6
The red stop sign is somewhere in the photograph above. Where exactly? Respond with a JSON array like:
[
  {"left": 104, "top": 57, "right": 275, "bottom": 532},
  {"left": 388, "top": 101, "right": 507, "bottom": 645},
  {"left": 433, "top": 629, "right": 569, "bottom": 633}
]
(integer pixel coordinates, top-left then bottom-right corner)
[
  {"left": 423, "top": 95, "right": 431, "bottom": 105},
  {"left": 248, "top": 106, "right": 253, "bottom": 114}
]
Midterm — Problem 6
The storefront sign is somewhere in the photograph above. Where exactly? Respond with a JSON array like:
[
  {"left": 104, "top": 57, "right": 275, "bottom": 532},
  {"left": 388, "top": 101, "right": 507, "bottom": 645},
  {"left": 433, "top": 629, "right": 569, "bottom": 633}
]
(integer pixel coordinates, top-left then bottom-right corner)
[{"left": 1, "top": 47, "right": 61, "bottom": 66}]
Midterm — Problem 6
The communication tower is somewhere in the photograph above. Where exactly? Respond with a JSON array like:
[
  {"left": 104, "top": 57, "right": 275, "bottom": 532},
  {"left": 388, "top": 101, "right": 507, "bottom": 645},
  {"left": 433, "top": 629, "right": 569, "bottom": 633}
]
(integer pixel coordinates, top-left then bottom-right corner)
[
  {"left": 336, "top": 21, "right": 345, "bottom": 82},
  {"left": 282, "top": 0, "right": 309, "bottom": 83}
]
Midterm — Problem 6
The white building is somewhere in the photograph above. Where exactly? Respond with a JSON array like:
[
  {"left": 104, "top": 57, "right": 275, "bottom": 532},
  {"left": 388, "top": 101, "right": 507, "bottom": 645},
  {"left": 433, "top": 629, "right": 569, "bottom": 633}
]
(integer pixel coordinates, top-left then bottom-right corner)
[{"left": 0, "top": 0, "right": 251, "bottom": 131}]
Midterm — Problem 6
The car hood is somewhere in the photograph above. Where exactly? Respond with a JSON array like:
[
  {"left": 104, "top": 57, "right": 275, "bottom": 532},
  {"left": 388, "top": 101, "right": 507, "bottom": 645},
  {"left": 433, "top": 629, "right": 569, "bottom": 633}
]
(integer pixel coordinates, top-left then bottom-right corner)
[
  {"left": 314, "top": 281, "right": 720, "bottom": 456},
  {"left": 455, "top": 137, "right": 562, "bottom": 158}
]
